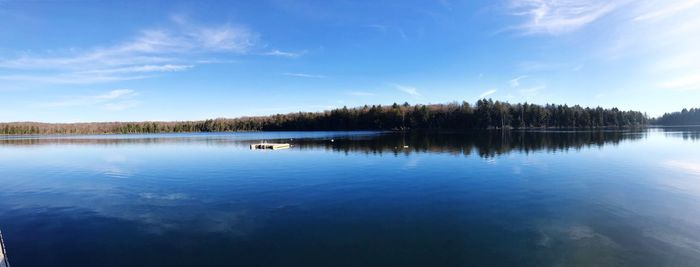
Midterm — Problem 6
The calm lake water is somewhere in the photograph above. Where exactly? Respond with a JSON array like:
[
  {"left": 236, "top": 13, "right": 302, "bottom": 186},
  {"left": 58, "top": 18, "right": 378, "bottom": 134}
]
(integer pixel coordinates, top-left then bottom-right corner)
[{"left": 1, "top": 128, "right": 700, "bottom": 266}]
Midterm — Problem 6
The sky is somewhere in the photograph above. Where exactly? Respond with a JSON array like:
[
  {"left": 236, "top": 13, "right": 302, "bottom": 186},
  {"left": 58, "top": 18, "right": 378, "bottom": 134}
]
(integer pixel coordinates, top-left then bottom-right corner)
[{"left": 0, "top": 0, "right": 699, "bottom": 122}]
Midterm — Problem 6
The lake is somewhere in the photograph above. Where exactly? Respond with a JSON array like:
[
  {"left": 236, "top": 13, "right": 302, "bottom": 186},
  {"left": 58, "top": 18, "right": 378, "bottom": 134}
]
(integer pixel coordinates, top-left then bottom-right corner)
[{"left": 1, "top": 128, "right": 700, "bottom": 266}]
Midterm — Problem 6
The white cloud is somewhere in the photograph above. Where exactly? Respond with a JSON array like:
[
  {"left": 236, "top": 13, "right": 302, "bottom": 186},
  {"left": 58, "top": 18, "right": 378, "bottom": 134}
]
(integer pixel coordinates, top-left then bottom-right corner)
[
  {"left": 366, "top": 24, "right": 389, "bottom": 32},
  {"left": 510, "top": 0, "right": 619, "bottom": 34},
  {"left": 509, "top": 75, "right": 528, "bottom": 87},
  {"left": 281, "top": 72, "right": 326, "bottom": 78},
  {"left": 193, "top": 25, "right": 256, "bottom": 51},
  {"left": 587, "top": 1, "right": 700, "bottom": 93},
  {"left": 517, "top": 61, "right": 569, "bottom": 72},
  {"left": 37, "top": 89, "right": 140, "bottom": 111},
  {"left": 80, "top": 64, "right": 193, "bottom": 75},
  {"left": 0, "top": 64, "right": 194, "bottom": 84},
  {"left": 518, "top": 85, "right": 546, "bottom": 96},
  {"left": 393, "top": 84, "right": 421, "bottom": 97},
  {"left": 0, "top": 16, "right": 263, "bottom": 84},
  {"left": 264, "top": 49, "right": 303, "bottom": 58},
  {"left": 657, "top": 73, "right": 700, "bottom": 91},
  {"left": 365, "top": 24, "right": 409, "bottom": 40},
  {"left": 0, "top": 73, "right": 151, "bottom": 84},
  {"left": 479, "top": 89, "right": 497, "bottom": 98},
  {"left": 634, "top": 0, "right": 700, "bottom": 21},
  {"left": 0, "top": 24, "right": 255, "bottom": 70},
  {"left": 653, "top": 52, "right": 700, "bottom": 73},
  {"left": 666, "top": 15, "right": 700, "bottom": 36},
  {"left": 95, "top": 89, "right": 137, "bottom": 100},
  {"left": 347, "top": 91, "right": 376, "bottom": 96}
]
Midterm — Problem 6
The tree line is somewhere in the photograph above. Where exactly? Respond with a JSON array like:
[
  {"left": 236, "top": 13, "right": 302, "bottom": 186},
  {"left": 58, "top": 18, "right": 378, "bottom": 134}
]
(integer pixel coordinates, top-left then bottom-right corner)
[
  {"left": 0, "top": 99, "right": 648, "bottom": 135},
  {"left": 652, "top": 108, "right": 700, "bottom": 126}
]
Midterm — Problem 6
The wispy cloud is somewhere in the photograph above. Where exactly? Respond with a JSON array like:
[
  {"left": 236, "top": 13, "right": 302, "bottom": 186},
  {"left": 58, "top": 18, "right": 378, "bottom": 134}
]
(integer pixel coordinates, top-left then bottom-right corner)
[
  {"left": 264, "top": 49, "right": 303, "bottom": 58},
  {"left": 281, "top": 72, "right": 326, "bottom": 78},
  {"left": 657, "top": 73, "right": 700, "bottom": 91},
  {"left": 0, "top": 73, "right": 151, "bottom": 84},
  {"left": 0, "top": 16, "right": 279, "bottom": 84},
  {"left": 517, "top": 61, "right": 571, "bottom": 72},
  {"left": 509, "top": 75, "right": 528, "bottom": 87},
  {"left": 518, "top": 85, "right": 546, "bottom": 96},
  {"left": 366, "top": 24, "right": 389, "bottom": 32},
  {"left": 634, "top": 0, "right": 700, "bottom": 21},
  {"left": 393, "top": 84, "right": 421, "bottom": 97},
  {"left": 0, "top": 64, "right": 195, "bottom": 84},
  {"left": 80, "top": 64, "right": 193, "bottom": 75},
  {"left": 479, "top": 89, "right": 497, "bottom": 98},
  {"left": 347, "top": 91, "right": 376, "bottom": 96},
  {"left": 37, "top": 89, "right": 140, "bottom": 111},
  {"left": 509, "top": 0, "right": 618, "bottom": 34},
  {"left": 582, "top": 1, "right": 700, "bottom": 94},
  {"left": 632, "top": 2, "right": 700, "bottom": 93},
  {"left": 365, "top": 24, "right": 409, "bottom": 40},
  {"left": 0, "top": 22, "right": 255, "bottom": 70},
  {"left": 653, "top": 51, "right": 700, "bottom": 73},
  {"left": 95, "top": 89, "right": 137, "bottom": 100}
]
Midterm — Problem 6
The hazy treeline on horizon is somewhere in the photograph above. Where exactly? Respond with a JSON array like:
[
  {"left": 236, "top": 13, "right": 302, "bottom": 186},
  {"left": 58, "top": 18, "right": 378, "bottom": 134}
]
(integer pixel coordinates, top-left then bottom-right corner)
[{"left": 652, "top": 108, "right": 700, "bottom": 126}]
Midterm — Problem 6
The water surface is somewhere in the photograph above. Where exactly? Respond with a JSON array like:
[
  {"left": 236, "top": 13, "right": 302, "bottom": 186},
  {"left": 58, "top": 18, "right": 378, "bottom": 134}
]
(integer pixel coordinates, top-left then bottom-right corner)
[{"left": 1, "top": 129, "right": 700, "bottom": 266}]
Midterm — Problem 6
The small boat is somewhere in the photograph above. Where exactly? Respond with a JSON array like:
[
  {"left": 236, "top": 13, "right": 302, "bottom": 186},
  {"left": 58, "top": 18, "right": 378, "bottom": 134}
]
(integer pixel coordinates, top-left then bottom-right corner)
[
  {"left": 250, "top": 143, "right": 290, "bottom": 150},
  {"left": 0, "top": 230, "right": 9, "bottom": 267}
]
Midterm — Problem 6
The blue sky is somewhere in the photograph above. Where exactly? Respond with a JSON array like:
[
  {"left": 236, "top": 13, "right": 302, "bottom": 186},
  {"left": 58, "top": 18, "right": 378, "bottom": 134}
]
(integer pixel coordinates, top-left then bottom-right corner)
[{"left": 1, "top": 0, "right": 699, "bottom": 122}]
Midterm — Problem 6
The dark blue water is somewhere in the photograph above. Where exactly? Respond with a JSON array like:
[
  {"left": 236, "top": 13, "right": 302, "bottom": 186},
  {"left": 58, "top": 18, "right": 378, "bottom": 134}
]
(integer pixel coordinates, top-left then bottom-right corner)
[{"left": 1, "top": 129, "right": 700, "bottom": 266}]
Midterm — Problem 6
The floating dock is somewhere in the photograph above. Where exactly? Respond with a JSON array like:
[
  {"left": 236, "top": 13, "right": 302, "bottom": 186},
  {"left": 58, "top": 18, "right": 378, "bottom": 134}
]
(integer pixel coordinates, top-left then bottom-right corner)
[
  {"left": 0, "top": 230, "right": 8, "bottom": 267},
  {"left": 250, "top": 143, "right": 290, "bottom": 150}
]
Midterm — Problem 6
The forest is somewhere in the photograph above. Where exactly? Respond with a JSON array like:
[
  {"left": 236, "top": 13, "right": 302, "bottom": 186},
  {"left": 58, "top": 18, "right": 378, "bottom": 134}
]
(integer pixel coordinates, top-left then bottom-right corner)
[
  {"left": 0, "top": 99, "right": 649, "bottom": 134},
  {"left": 652, "top": 108, "right": 700, "bottom": 126}
]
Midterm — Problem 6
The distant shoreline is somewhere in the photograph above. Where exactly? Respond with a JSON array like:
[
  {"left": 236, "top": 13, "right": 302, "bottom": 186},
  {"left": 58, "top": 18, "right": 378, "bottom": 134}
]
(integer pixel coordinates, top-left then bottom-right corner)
[{"left": 0, "top": 99, "right": 650, "bottom": 135}]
